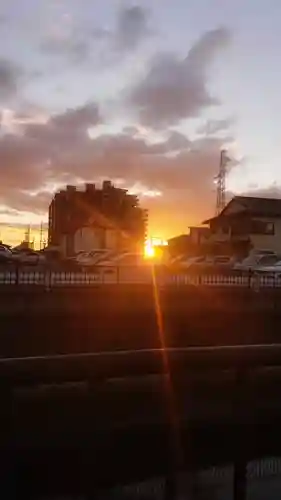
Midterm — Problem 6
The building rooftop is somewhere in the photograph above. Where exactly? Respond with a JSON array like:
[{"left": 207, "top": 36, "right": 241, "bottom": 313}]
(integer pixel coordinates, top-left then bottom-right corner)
[
  {"left": 204, "top": 195, "right": 281, "bottom": 224},
  {"left": 232, "top": 196, "right": 281, "bottom": 217}
]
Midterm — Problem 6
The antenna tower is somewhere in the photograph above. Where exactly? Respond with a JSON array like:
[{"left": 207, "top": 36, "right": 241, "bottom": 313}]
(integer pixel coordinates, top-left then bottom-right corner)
[
  {"left": 215, "top": 150, "right": 229, "bottom": 215},
  {"left": 39, "top": 222, "right": 43, "bottom": 250},
  {"left": 24, "top": 225, "right": 31, "bottom": 245}
]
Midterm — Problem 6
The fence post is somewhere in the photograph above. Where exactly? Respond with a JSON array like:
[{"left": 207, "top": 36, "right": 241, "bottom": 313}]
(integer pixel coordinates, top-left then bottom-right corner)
[
  {"left": 45, "top": 268, "right": 51, "bottom": 292},
  {"left": 248, "top": 269, "right": 252, "bottom": 289},
  {"left": 164, "top": 474, "right": 178, "bottom": 499},
  {"left": 232, "top": 368, "right": 248, "bottom": 500},
  {"left": 233, "top": 458, "right": 247, "bottom": 500},
  {"left": 15, "top": 263, "right": 19, "bottom": 286}
]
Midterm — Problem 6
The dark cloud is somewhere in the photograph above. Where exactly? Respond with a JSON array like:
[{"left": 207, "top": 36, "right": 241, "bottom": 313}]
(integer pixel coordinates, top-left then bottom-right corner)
[
  {"left": 25, "top": 102, "right": 101, "bottom": 150},
  {"left": 115, "top": 5, "right": 150, "bottom": 51},
  {"left": 51, "top": 102, "right": 101, "bottom": 130},
  {"left": 0, "top": 129, "right": 52, "bottom": 213},
  {"left": 0, "top": 59, "right": 22, "bottom": 99},
  {"left": 2, "top": 190, "right": 52, "bottom": 215},
  {"left": 0, "top": 102, "right": 101, "bottom": 212},
  {"left": 127, "top": 27, "right": 231, "bottom": 128},
  {"left": 197, "top": 117, "right": 235, "bottom": 135},
  {"left": 0, "top": 103, "right": 234, "bottom": 224},
  {"left": 51, "top": 131, "right": 234, "bottom": 230},
  {"left": 164, "top": 130, "right": 191, "bottom": 151},
  {"left": 0, "top": 22, "right": 234, "bottom": 230},
  {"left": 0, "top": 133, "right": 47, "bottom": 189}
]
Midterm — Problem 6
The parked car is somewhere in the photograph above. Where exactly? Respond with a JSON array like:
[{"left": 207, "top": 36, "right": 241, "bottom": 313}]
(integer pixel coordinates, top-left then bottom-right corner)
[
  {"left": 178, "top": 256, "right": 206, "bottom": 269},
  {"left": 75, "top": 250, "right": 115, "bottom": 267},
  {"left": 179, "top": 255, "right": 236, "bottom": 273},
  {"left": 0, "top": 245, "right": 14, "bottom": 263},
  {"left": 254, "top": 260, "right": 281, "bottom": 275},
  {"left": 234, "top": 253, "right": 280, "bottom": 272},
  {"left": 98, "top": 252, "right": 144, "bottom": 267},
  {"left": 11, "top": 249, "right": 45, "bottom": 265}
]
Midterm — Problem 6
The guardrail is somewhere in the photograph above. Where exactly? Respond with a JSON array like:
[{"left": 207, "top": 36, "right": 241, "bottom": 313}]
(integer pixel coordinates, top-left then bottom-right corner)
[
  {"left": 0, "top": 268, "right": 280, "bottom": 288},
  {"left": 2, "top": 344, "right": 281, "bottom": 499}
]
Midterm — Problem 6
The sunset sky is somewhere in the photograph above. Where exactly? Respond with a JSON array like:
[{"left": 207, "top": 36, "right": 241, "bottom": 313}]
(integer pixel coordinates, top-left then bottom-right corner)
[{"left": 0, "top": 0, "right": 281, "bottom": 246}]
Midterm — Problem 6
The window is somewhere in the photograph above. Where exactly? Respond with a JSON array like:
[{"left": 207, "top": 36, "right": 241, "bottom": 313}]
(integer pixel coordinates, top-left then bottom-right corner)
[
  {"left": 250, "top": 220, "right": 275, "bottom": 235},
  {"left": 265, "top": 222, "right": 275, "bottom": 234}
]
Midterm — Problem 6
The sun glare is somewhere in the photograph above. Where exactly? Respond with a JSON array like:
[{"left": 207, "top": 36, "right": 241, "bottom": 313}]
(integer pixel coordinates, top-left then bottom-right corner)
[{"left": 144, "top": 241, "right": 155, "bottom": 258}]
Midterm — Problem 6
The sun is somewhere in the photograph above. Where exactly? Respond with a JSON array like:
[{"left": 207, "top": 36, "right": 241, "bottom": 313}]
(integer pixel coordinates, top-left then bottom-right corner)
[{"left": 144, "top": 241, "right": 155, "bottom": 258}]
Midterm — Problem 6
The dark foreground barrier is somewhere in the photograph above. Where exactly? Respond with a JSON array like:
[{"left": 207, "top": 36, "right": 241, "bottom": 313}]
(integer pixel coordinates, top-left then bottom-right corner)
[
  {"left": 1, "top": 286, "right": 281, "bottom": 357},
  {"left": 2, "top": 345, "right": 281, "bottom": 498}
]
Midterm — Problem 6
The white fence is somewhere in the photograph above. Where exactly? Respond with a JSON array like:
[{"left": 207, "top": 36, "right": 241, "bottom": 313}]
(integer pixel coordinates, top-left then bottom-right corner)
[{"left": 0, "top": 269, "right": 281, "bottom": 288}]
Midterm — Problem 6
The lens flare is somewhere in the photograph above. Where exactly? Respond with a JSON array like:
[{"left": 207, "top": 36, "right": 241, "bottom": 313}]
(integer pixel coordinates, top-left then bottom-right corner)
[{"left": 144, "top": 241, "right": 155, "bottom": 258}]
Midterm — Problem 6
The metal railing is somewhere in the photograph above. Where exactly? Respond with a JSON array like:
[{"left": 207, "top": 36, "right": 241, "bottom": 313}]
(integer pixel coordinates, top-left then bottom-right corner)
[
  {"left": 0, "top": 267, "right": 280, "bottom": 288},
  {"left": 2, "top": 344, "right": 281, "bottom": 498},
  {"left": 2, "top": 343, "right": 281, "bottom": 384}
]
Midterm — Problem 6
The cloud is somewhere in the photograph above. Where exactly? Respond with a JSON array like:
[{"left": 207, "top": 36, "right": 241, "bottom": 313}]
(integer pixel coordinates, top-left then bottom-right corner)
[
  {"left": 0, "top": 23, "right": 234, "bottom": 236},
  {"left": 40, "top": 11, "right": 91, "bottom": 64},
  {"left": 241, "top": 184, "right": 281, "bottom": 199},
  {"left": 127, "top": 27, "right": 231, "bottom": 128},
  {"left": 40, "top": 5, "right": 151, "bottom": 65},
  {"left": 0, "top": 59, "right": 22, "bottom": 99},
  {"left": 25, "top": 102, "right": 101, "bottom": 150},
  {"left": 197, "top": 117, "right": 235, "bottom": 135},
  {"left": 49, "top": 131, "right": 234, "bottom": 232},
  {"left": 0, "top": 207, "right": 20, "bottom": 217},
  {"left": 0, "top": 102, "right": 101, "bottom": 212},
  {"left": 0, "top": 132, "right": 51, "bottom": 215},
  {"left": 41, "top": 37, "right": 90, "bottom": 64},
  {"left": 0, "top": 102, "right": 235, "bottom": 228},
  {"left": 115, "top": 5, "right": 151, "bottom": 51}
]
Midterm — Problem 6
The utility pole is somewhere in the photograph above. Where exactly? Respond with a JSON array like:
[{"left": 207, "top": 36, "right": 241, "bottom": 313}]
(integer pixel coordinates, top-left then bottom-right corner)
[{"left": 215, "top": 149, "right": 230, "bottom": 215}]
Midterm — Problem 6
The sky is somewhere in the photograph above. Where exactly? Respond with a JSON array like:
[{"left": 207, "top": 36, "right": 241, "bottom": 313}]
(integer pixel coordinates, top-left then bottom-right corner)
[{"left": 0, "top": 0, "right": 281, "bottom": 246}]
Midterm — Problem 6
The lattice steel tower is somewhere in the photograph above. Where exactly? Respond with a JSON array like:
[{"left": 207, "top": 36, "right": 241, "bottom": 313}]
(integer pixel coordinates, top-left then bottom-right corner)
[{"left": 215, "top": 149, "right": 229, "bottom": 215}]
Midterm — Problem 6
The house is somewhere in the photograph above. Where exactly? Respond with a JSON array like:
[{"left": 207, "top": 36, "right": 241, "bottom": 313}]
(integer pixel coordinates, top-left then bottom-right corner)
[
  {"left": 203, "top": 196, "right": 281, "bottom": 256},
  {"left": 168, "top": 234, "right": 191, "bottom": 257},
  {"left": 189, "top": 226, "right": 210, "bottom": 245},
  {"left": 168, "top": 227, "right": 211, "bottom": 257}
]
